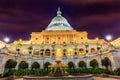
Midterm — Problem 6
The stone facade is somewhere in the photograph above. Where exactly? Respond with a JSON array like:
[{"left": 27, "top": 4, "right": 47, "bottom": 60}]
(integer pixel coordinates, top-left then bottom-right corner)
[
  {"left": 1, "top": 47, "right": 120, "bottom": 74},
  {"left": 31, "top": 30, "right": 87, "bottom": 44},
  {"left": 0, "top": 8, "right": 120, "bottom": 75}
]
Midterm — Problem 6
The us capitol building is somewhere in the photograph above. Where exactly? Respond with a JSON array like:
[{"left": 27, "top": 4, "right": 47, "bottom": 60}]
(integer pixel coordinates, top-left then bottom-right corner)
[{"left": 0, "top": 8, "right": 120, "bottom": 74}]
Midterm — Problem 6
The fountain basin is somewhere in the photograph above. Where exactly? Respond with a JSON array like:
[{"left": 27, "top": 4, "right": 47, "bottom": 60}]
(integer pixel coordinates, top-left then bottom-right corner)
[
  {"left": 48, "top": 60, "right": 68, "bottom": 76},
  {"left": 23, "top": 74, "right": 93, "bottom": 80}
]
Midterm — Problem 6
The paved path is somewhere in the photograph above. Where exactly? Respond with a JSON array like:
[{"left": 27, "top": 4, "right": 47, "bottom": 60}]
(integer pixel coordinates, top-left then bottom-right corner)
[
  {"left": 15, "top": 78, "right": 23, "bottom": 80},
  {"left": 93, "top": 77, "right": 119, "bottom": 80},
  {"left": 15, "top": 77, "right": 120, "bottom": 80}
]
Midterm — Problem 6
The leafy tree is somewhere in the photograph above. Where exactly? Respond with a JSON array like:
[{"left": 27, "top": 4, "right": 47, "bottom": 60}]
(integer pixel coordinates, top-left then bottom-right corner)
[
  {"left": 28, "top": 46, "right": 33, "bottom": 50},
  {"left": 5, "top": 59, "right": 17, "bottom": 70},
  {"left": 14, "top": 41, "right": 22, "bottom": 48},
  {"left": 19, "top": 61, "right": 28, "bottom": 69},
  {"left": 101, "top": 57, "right": 111, "bottom": 70},
  {"left": 31, "top": 62, "right": 40, "bottom": 70},
  {"left": 85, "top": 44, "right": 89, "bottom": 49},
  {"left": 78, "top": 61, "right": 86, "bottom": 68},
  {"left": 44, "top": 62, "right": 51, "bottom": 69},
  {"left": 68, "top": 62, "right": 74, "bottom": 69},
  {"left": 90, "top": 59, "right": 98, "bottom": 68},
  {"left": 16, "top": 42, "right": 22, "bottom": 47}
]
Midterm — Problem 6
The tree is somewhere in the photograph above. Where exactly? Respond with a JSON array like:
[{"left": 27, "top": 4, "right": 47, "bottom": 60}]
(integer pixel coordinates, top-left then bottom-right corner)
[
  {"left": 85, "top": 44, "right": 89, "bottom": 50},
  {"left": 101, "top": 57, "right": 111, "bottom": 70},
  {"left": 28, "top": 46, "right": 33, "bottom": 55},
  {"left": 16, "top": 42, "right": 22, "bottom": 47},
  {"left": 31, "top": 62, "right": 40, "bottom": 70},
  {"left": 44, "top": 62, "right": 51, "bottom": 69},
  {"left": 68, "top": 62, "right": 74, "bottom": 69},
  {"left": 28, "top": 46, "right": 33, "bottom": 50},
  {"left": 90, "top": 59, "right": 98, "bottom": 68},
  {"left": 5, "top": 59, "right": 17, "bottom": 70},
  {"left": 19, "top": 61, "right": 28, "bottom": 69},
  {"left": 78, "top": 61, "right": 86, "bottom": 68}
]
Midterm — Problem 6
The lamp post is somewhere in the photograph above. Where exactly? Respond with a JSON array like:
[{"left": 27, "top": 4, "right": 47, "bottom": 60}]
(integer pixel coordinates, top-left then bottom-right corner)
[
  {"left": 74, "top": 38, "right": 78, "bottom": 58},
  {"left": 41, "top": 53, "right": 45, "bottom": 69},
  {"left": 85, "top": 42, "right": 89, "bottom": 57},
  {"left": 51, "top": 53, "right": 55, "bottom": 60},
  {"left": 15, "top": 42, "right": 22, "bottom": 57},
  {"left": 39, "top": 52, "right": 45, "bottom": 69},
  {"left": 74, "top": 43, "right": 78, "bottom": 66},
  {"left": 16, "top": 48, "right": 20, "bottom": 56},
  {"left": 84, "top": 42, "right": 90, "bottom": 68},
  {"left": 96, "top": 42, "right": 103, "bottom": 68},
  {"left": 74, "top": 44, "right": 77, "bottom": 53},
  {"left": 73, "top": 39, "right": 78, "bottom": 68},
  {"left": 28, "top": 45, "right": 33, "bottom": 54},
  {"left": 62, "top": 52, "right": 67, "bottom": 65},
  {"left": 51, "top": 42, "right": 56, "bottom": 56},
  {"left": 14, "top": 47, "right": 20, "bottom": 60},
  {"left": 98, "top": 46, "right": 103, "bottom": 67},
  {"left": 63, "top": 42, "right": 67, "bottom": 58}
]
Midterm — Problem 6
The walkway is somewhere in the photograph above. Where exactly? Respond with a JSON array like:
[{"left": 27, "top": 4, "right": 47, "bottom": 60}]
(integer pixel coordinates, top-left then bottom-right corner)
[
  {"left": 15, "top": 77, "right": 119, "bottom": 80},
  {"left": 93, "top": 77, "right": 119, "bottom": 80}
]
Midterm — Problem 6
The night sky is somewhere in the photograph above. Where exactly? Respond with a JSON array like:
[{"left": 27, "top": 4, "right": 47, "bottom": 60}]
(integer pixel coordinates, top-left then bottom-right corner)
[{"left": 0, "top": 0, "right": 120, "bottom": 43}]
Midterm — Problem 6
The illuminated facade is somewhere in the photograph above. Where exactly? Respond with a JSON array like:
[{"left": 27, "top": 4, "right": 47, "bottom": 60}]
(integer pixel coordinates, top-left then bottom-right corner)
[
  {"left": 31, "top": 30, "right": 88, "bottom": 44},
  {"left": 11, "top": 8, "right": 105, "bottom": 57},
  {"left": 31, "top": 8, "right": 87, "bottom": 44},
  {"left": 0, "top": 8, "right": 120, "bottom": 74}
]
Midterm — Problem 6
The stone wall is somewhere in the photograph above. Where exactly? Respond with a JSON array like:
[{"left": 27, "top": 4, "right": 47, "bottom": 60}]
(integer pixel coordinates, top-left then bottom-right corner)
[{"left": 0, "top": 49, "right": 120, "bottom": 74}]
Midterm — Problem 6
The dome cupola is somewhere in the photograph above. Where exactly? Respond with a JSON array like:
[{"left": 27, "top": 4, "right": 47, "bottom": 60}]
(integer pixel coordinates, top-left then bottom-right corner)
[{"left": 45, "top": 8, "right": 73, "bottom": 31}]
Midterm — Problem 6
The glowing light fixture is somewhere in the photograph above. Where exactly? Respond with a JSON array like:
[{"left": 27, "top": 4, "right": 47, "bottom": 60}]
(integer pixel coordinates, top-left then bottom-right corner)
[
  {"left": 3, "top": 37, "right": 10, "bottom": 43},
  {"left": 105, "top": 35, "right": 112, "bottom": 41}
]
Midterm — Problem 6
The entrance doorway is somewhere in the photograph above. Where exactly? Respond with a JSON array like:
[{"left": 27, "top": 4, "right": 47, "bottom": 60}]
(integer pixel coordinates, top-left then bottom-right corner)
[
  {"left": 56, "top": 48, "right": 63, "bottom": 57},
  {"left": 68, "top": 48, "right": 73, "bottom": 56}
]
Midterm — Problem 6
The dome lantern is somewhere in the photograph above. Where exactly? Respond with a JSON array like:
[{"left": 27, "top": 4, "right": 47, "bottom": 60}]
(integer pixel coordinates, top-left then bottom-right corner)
[{"left": 57, "top": 7, "right": 62, "bottom": 16}]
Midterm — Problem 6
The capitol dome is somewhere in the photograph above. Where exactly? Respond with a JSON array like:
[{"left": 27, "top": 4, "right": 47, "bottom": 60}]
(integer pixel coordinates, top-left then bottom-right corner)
[{"left": 45, "top": 8, "right": 73, "bottom": 31}]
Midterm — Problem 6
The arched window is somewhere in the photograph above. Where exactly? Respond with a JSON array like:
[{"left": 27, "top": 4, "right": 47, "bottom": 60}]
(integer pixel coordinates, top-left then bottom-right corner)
[
  {"left": 33, "top": 49, "right": 39, "bottom": 55},
  {"left": 91, "top": 48, "right": 96, "bottom": 54},
  {"left": 79, "top": 48, "right": 85, "bottom": 55},
  {"left": 45, "top": 49, "right": 51, "bottom": 56}
]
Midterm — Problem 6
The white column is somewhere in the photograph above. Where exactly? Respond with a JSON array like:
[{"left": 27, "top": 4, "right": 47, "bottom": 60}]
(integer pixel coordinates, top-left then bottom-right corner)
[
  {"left": 28, "top": 59, "right": 32, "bottom": 69},
  {"left": 0, "top": 54, "right": 5, "bottom": 74}
]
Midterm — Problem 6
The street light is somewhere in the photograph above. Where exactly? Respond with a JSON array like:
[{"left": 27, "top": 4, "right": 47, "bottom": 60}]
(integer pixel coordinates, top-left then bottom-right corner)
[
  {"left": 62, "top": 53, "right": 67, "bottom": 65},
  {"left": 51, "top": 42, "right": 55, "bottom": 54},
  {"left": 15, "top": 48, "right": 20, "bottom": 57},
  {"left": 63, "top": 42, "right": 67, "bottom": 58},
  {"left": 39, "top": 52, "right": 45, "bottom": 68},
  {"left": 97, "top": 44, "right": 103, "bottom": 68},
  {"left": 85, "top": 42, "right": 89, "bottom": 57}
]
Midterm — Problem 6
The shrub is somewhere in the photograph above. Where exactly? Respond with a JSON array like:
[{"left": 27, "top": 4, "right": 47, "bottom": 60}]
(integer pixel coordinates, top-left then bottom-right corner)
[
  {"left": 66, "top": 68, "right": 109, "bottom": 75},
  {"left": 31, "top": 62, "right": 40, "bottom": 70},
  {"left": 32, "top": 69, "right": 51, "bottom": 76},
  {"left": 68, "top": 62, "right": 74, "bottom": 69},
  {"left": 19, "top": 61, "right": 28, "bottom": 69},
  {"left": 6, "top": 69, "right": 51, "bottom": 76},
  {"left": 101, "top": 57, "right": 111, "bottom": 70},
  {"left": 78, "top": 61, "right": 86, "bottom": 68},
  {"left": 5, "top": 59, "right": 17, "bottom": 70},
  {"left": 90, "top": 59, "right": 98, "bottom": 68},
  {"left": 44, "top": 62, "right": 51, "bottom": 69},
  {"left": 110, "top": 70, "right": 118, "bottom": 75}
]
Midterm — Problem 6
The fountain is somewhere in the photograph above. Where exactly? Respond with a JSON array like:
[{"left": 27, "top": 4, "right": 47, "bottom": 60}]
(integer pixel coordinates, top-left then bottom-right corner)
[
  {"left": 23, "top": 60, "right": 93, "bottom": 80},
  {"left": 48, "top": 60, "right": 68, "bottom": 76}
]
